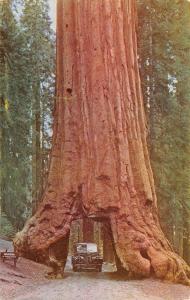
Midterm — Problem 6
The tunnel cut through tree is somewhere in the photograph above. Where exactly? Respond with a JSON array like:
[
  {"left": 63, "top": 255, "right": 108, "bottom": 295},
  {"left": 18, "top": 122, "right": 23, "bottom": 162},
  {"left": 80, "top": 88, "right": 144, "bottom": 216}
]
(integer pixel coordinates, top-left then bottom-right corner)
[{"left": 14, "top": 0, "right": 190, "bottom": 285}]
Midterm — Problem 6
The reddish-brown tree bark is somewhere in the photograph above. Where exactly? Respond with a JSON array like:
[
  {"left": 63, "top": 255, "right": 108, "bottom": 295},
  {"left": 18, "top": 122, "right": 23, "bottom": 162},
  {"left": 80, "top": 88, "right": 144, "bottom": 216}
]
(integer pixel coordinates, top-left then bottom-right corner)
[{"left": 14, "top": 0, "right": 190, "bottom": 284}]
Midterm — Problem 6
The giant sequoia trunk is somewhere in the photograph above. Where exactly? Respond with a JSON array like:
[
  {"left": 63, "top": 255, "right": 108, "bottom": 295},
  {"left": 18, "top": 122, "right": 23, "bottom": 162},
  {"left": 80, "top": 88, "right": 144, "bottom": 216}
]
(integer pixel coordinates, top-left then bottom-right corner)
[{"left": 14, "top": 0, "right": 190, "bottom": 284}]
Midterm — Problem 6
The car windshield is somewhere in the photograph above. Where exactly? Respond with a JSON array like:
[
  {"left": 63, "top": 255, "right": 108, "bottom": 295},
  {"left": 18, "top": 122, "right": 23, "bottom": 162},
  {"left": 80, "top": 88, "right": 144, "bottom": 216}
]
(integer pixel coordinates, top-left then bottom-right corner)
[{"left": 76, "top": 243, "right": 98, "bottom": 253}]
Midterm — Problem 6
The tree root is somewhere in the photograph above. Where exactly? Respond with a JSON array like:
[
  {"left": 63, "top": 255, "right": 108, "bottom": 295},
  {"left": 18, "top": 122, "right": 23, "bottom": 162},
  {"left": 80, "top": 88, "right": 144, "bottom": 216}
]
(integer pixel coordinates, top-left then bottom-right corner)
[{"left": 111, "top": 215, "right": 190, "bottom": 285}]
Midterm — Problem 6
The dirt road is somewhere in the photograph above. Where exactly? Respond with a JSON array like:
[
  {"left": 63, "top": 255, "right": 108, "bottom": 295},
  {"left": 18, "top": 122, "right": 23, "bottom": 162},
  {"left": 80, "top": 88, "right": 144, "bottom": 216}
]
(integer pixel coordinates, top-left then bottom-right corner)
[
  {"left": 0, "top": 239, "right": 189, "bottom": 300},
  {"left": 12, "top": 273, "right": 190, "bottom": 300}
]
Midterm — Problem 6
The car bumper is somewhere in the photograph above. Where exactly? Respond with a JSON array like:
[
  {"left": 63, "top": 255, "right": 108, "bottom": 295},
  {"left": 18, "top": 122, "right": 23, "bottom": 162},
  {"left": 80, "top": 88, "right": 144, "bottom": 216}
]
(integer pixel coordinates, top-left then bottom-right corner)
[{"left": 72, "top": 264, "right": 102, "bottom": 269}]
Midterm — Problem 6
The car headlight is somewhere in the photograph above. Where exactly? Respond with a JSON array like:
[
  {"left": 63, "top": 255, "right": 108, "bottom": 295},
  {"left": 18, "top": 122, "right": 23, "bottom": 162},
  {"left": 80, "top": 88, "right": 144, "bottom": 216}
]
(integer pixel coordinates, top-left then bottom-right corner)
[{"left": 73, "top": 256, "right": 85, "bottom": 262}]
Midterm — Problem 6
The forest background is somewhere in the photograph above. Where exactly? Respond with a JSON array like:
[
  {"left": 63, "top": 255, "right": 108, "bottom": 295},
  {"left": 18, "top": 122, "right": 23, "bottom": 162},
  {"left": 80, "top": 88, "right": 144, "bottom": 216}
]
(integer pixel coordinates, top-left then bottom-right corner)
[{"left": 0, "top": 0, "right": 190, "bottom": 265}]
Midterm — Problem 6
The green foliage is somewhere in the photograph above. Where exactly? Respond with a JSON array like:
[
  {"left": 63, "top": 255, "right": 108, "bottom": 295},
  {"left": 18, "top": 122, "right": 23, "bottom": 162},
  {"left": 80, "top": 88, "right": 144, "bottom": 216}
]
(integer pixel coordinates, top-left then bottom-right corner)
[
  {"left": 0, "top": 213, "right": 16, "bottom": 239},
  {"left": 138, "top": 0, "right": 190, "bottom": 260},
  {"left": 19, "top": 0, "right": 55, "bottom": 208},
  {"left": 0, "top": 0, "right": 55, "bottom": 232}
]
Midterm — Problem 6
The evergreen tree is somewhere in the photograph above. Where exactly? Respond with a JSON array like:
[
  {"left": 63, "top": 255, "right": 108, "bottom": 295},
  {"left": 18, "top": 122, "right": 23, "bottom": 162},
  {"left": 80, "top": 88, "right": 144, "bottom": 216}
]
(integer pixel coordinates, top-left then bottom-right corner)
[
  {"left": 138, "top": 0, "right": 190, "bottom": 263},
  {"left": 20, "top": 0, "right": 55, "bottom": 212},
  {"left": 0, "top": 0, "right": 55, "bottom": 233},
  {"left": 0, "top": 0, "right": 29, "bottom": 232}
]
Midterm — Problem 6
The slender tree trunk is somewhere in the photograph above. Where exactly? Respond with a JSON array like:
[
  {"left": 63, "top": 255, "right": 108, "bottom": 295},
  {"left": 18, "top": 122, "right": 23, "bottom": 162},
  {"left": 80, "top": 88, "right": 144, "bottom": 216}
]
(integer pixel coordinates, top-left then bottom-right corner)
[
  {"left": 83, "top": 218, "right": 94, "bottom": 243},
  {"left": 14, "top": 0, "right": 190, "bottom": 284},
  {"left": 0, "top": 99, "right": 3, "bottom": 231},
  {"left": 103, "top": 223, "right": 115, "bottom": 263},
  {"left": 94, "top": 222, "right": 103, "bottom": 256},
  {"left": 0, "top": 2, "right": 4, "bottom": 229},
  {"left": 32, "top": 85, "right": 41, "bottom": 213},
  {"left": 183, "top": 210, "right": 190, "bottom": 265},
  {"left": 32, "top": 110, "right": 37, "bottom": 212},
  {"left": 41, "top": 100, "right": 46, "bottom": 193},
  {"left": 173, "top": 222, "right": 184, "bottom": 258},
  {"left": 69, "top": 219, "right": 83, "bottom": 254},
  {"left": 0, "top": 0, "right": 8, "bottom": 229}
]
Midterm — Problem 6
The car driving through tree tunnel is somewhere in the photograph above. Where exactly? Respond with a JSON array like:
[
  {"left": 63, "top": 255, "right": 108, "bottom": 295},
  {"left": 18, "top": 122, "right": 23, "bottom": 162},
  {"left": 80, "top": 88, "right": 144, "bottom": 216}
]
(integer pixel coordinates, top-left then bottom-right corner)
[{"left": 72, "top": 243, "right": 103, "bottom": 272}]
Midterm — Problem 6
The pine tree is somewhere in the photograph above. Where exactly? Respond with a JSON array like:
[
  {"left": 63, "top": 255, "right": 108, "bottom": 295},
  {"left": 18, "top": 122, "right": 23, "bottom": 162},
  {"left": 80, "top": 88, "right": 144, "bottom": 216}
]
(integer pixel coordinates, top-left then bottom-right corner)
[
  {"left": 20, "top": 0, "right": 55, "bottom": 212},
  {"left": 0, "top": 0, "right": 55, "bottom": 233},
  {"left": 138, "top": 0, "right": 190, "bottom": 263},
  {"left": 0, "top": 0, "right": 29, "bottom": 232}
]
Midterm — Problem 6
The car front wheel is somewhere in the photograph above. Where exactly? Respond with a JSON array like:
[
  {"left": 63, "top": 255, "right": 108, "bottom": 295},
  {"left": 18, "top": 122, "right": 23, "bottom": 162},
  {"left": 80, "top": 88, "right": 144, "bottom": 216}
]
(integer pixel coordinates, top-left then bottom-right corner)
[
  {"left": 96, "top": 266, "right": 102, "bottom": 272},
  {"left": 73, "top": 266, "right": 78, "bottom": 272}
]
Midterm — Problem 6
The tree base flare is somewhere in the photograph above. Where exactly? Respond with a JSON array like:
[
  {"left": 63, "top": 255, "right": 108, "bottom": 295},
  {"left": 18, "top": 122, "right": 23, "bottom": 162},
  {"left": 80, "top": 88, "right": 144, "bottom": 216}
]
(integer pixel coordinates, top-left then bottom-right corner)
[
  {"left": 14, "top": 211, "right": 190, "bottom": 286},
  {"left": 110, "top": 214, "right": 190, "bottom": 285}
]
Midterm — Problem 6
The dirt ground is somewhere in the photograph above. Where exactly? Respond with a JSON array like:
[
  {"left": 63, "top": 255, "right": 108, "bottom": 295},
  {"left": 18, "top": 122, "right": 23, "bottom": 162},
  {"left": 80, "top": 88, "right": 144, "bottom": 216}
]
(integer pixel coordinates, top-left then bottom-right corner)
[{"left": 0, "top": 239, "right": 189, "bottom": 300}]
